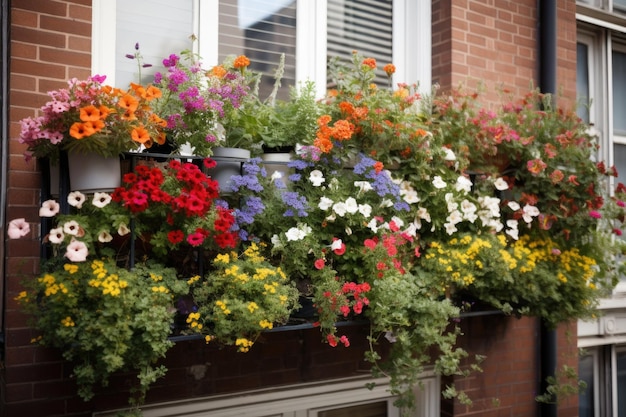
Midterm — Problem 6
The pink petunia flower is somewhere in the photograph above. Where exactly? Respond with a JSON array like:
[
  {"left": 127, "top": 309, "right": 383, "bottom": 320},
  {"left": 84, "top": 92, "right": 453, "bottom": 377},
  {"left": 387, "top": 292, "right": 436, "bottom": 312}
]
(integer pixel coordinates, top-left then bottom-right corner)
[
  {"left": 7, "top": 218, "right": 30, "bottom": 239},
  {"left": 39, "top": 200, "right": 60, "bottom": 217},
  {"left": 65, "top": 240, "right": 88, "bottom": 262}
]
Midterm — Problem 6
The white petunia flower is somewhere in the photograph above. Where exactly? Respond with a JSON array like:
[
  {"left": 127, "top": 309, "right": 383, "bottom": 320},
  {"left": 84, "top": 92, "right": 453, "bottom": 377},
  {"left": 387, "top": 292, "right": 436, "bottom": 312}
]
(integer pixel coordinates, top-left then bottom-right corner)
[
  {"left": 455, "top": 176, "right": 473, "bottom": 193},
  {"left": 63, "top": 220, "right": 82, "bottom": 236},
  {"left": 522, "top": 204, "right": 540, "bottom": 223},
  {"left": 494, "top": 177, "right": 509, "bottom": 191},
  {"left": 39, "top": 200, "right": 60, "bottom": 217},
  {"left": 309, "top": 169, "right": 325, "bottom": 186},
  {"left": 507, "top": 201, "right": 521, "bottom": 211},
  {"left": 318, "top": 196, "right": 334, "bottom": 210},
  {"left": 98, "top": 231, "right": 113, "bottom": 243},
  {"left": 432, "top": 176, "right": 447, "bottom": 189},
  {"left": 416, "top": 207, "right": 431, "bottom": 222},
  {"left": 443, "top": 147, "right": 456, "bottom": 161},
  {"left": 309, "top": 169, "right": 326, "bottom": 187},
  {"left": 48, "top": 227, "right": 64, "bottom": 244},
  {"left": 271, "top": 234, "right": 283, "bottom": 249},
  {"left": 118, "top": 223, "right": 131, "bottom": 236},
  {"left": 68, "top": 191, "right": 86, "bottom": 209},
  {"left": 332, "top": 202, "right": 347, "bottom": 217},
  {"left": 7, "top": 218, "right": 30, "bottom": 239},
  {"left": 92, "top": 192, "right": 112, "bottom": 208},
  {"left": 354, "top": 181, "right": 373, "bottom": 192},
  {"left": 358, "top": 204, "right": 372, "bottom": 218},
  {"left": 344, "top": 197, "right": 359, "bottom": 214},
  {"left": 65, "top": 239, "right": 88, "bottom": 262}
]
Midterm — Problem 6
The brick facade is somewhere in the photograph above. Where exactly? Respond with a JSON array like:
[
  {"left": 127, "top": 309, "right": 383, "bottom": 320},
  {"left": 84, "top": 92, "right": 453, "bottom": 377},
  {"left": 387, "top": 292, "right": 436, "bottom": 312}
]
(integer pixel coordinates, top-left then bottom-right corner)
[{"left": 2, "top": 1, "right": 581, "bottom": 416}]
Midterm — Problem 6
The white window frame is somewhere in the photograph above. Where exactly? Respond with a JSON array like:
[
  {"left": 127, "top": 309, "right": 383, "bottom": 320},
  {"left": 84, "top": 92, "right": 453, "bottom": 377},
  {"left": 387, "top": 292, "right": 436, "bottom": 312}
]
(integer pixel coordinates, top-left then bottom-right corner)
[
  {"left": 94, "top": 374, "right": 440, "bottom": 417},
  {"left": 92, "top": 0, "right": 431, "bottom": 96}
]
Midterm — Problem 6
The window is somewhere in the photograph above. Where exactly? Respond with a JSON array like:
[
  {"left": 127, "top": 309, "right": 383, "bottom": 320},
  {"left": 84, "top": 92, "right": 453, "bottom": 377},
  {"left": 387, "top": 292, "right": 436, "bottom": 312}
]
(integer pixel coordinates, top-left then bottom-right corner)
[
  {"left": 92, "top": 0, "right": 431, "bottom": 97},
  {"left": 93, "top": 375, "right": 440, "bottom": 417}
]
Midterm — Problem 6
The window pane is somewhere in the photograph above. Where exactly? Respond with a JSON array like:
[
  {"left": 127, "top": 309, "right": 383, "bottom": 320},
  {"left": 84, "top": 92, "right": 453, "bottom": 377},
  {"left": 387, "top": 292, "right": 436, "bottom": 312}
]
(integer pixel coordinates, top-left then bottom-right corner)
[
  {"left": 577, "top": 42, "right": 590, "bottom": 124},
  {"left": 612, "top": 50, "right": 626, "bottom": 135},
  {"left": 319, "top": 401, "right": 387, "bottom": 417},
  {"left": 619, "top": 350, "right": 626, "bottom": 417},
  {"left": 579, "top": 353, "right": 595, "bottom": 417},
  {"left": 615, "top": 0, "right": 626, "bottom": 11},
  {"left": 219, "top": 0, "right": 297, "bottom": 100},
  {"left": 327, "top": 0, "right": 393, "bottom": 86},
  {"left": 116, "top": 0, "right": 194, "bottom": 87}
]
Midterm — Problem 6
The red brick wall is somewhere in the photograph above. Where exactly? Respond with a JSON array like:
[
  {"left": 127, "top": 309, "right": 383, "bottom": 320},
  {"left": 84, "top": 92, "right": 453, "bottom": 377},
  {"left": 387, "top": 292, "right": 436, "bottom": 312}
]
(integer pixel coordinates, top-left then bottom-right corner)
[
  {"left": 3, "top": 1, "right": 93, "bottom": 416},
  {"left": 432, "top": 0, "right": 577, "bottom": 108},
  {"left": 2, "top": 1, "right": 582, "bottom": 416}
]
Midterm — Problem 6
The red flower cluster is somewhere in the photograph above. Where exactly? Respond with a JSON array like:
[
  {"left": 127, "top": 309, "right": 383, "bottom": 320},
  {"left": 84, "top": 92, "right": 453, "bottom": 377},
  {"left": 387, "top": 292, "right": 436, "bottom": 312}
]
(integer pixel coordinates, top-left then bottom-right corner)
[{"left": 112, "top": 159, "right": 238, "bottom": 250}]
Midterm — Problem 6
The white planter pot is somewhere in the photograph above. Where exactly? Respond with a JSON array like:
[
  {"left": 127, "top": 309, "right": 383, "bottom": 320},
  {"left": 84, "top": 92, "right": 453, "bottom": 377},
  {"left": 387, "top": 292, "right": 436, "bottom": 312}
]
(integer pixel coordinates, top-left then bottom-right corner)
[
  {"left": 209, "top": 147, "right": 251, "bottom": 192},
  {"left": 67, "top": 152, "right": 121, "bottom": 193},
  {"left": 261, "top": 152, "right": 294, "bottom": 181}
]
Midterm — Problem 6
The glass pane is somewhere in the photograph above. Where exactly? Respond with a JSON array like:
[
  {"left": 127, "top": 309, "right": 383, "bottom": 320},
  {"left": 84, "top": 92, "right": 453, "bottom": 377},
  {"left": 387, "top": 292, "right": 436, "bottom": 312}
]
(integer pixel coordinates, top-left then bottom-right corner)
[
  {"left": 615, "top": 0, "right": 626, "bottom": 11},
  {"left": 319, "top": 401, "right": 387, "bottom": 417},
  {"left": 327, "top": 0, "right": 393, "bottom": 86},
  {"left": 579, "top": 354, "right": 595, "bottom": 417},
  {"left": 613, "top": 50, "right": 626, "bottom": 135},
  {"left": 619, "top": 350, "right": 626, "bottom": 417},
  {"left": 219, "top": 0, "right": 297, "bottom": 100},
  {"left": 577, "top": 42, "right": 590, "bottom": 124},
  {"left": 116, "top": 0, "right": 194, "bottom": 87}
]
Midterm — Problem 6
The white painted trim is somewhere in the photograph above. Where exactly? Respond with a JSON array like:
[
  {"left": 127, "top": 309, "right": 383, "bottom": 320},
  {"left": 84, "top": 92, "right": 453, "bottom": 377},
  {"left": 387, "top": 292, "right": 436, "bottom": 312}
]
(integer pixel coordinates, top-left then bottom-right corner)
[
  {"left": 296, "top": 0, "right": 327, "bottom": 98},
  {"left": 91, "top": 0, "right": 117, "bottom": 84},
  {"left": 197, "top": 0, "right": 219, "bottom": 66},
  {"left": 393, "top": 0, "right": 431, "bottom": 93},
  {"left": 94, "top": 373, "right": 439, "bottom": 417}
]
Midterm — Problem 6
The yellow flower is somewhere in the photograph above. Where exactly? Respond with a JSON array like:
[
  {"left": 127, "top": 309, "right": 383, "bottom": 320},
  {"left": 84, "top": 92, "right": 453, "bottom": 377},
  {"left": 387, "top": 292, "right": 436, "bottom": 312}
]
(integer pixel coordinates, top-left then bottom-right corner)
[{"left": 63, "top": 264, "right": 78, "bottom": 274}]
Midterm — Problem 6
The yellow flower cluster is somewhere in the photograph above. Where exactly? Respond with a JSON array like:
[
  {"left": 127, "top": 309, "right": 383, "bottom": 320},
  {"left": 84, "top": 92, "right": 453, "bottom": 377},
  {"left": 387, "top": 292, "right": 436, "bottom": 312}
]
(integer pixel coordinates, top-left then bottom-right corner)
[
  {"left": 186, "top": 312, "right": 203, "bottom": 329},
  {"left": 259, "top": 319, "right": 273, "bottom": 329},
  {"left": 216, "top": 300, "right": 231, "bottom": 315},
  {"left": 61, "top": 316, "right": 75, "bottom": 327},
  {"left": 38, "top": 274, "right": 69, "bottom": 297},
  {"left": 88, "top": 260, "right": 128, "bottom": 296},
  {"left": 235, "top": 338, "right": 254, "bottom": 352}
]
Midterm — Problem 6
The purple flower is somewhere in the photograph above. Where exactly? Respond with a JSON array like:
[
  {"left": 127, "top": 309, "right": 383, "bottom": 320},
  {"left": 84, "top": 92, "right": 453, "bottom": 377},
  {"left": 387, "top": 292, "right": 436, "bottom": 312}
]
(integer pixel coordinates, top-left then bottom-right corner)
[
  {"left": 282, "top": 191, "right": 309, "bottom": 217},
  {"left": 163, "top": 53, "right": 180, "bottom": 67}
]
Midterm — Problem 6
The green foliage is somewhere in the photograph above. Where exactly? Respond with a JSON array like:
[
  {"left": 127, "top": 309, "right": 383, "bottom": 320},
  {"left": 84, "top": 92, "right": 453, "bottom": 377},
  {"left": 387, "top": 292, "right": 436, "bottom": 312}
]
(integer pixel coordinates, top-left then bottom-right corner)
[{"left": 16, "top": 259, "right": 188, "bottom": 409}]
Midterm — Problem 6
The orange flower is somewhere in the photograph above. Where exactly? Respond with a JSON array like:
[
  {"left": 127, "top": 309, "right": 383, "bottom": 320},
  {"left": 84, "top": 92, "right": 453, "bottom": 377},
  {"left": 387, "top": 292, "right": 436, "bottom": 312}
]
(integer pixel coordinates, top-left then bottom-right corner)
[
  {"left": 69, "top": 122, "right": 96, "bottom": 139},
  {"left": 144, "top": 85, "right": 162, "bottom": 100},
  {"left": 98, "top": 105, "right": 113, "bottom": 119},
  {"left": 131, "top": 126, "right": 151, "bottom": 144},
  {"left": 121, "top": 109, "right": 137, "bottom": 121},
  {"left": 373, "top": 161, "right": 384, "bottom": 173},
  {"left": 383, "top": 63, "right": 396, "bottom": 76},
  {"left": 155, "top": 131, "right": 167, "bottom": 145},
  {"left": 211, "top": 65, "right": 227, "bottom": 78},
  {"left": 150, "top": 113, "right": 168, "bottom": 128},
  {"left": 339, "top": 101, "right": 354, "bottom": 116},
  {"left": 314, "top": 136, "right": 333, "bottom": 153},
  {"left": 331, "top": 119, "right": 354, "bottom": 141},
  {"left": 118, "top": 94, "right": 139, "bottom": 112},
  {"left": 233, "top": 55, "right": 250, "bottom": 69},
  {"left": 91, "top": 119, "right": 105, "bottom": 132},
  {"left": 79, "top": 105, "right": 101, "bottom": 122},
  {"left": 317, "top": 115, "right": 332, "bottom": 127},
  {"left": 362, "top": 58, "right": 377, "bottom": 69}
]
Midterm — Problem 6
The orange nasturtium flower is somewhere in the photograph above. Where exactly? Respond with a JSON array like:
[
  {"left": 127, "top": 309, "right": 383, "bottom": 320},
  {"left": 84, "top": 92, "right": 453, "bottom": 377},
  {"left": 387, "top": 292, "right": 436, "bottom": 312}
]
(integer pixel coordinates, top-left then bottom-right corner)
[
  {"left": 131, "top": 126, "right": 151, "bottom": 144},
  {"left": 314, "top": 136, "right": 333, "bottom": 154},
  {"left": 233, "top": 55, "right": 250, "bottom": 69},
  {"left": 79, "top": 105, "right": 101, "bottom": 122}
]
